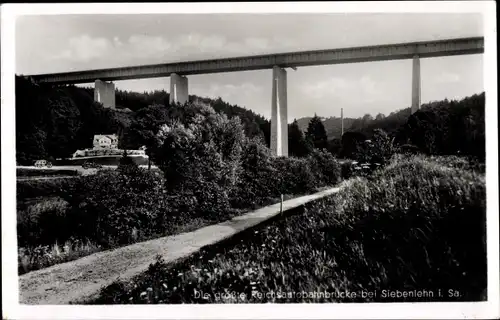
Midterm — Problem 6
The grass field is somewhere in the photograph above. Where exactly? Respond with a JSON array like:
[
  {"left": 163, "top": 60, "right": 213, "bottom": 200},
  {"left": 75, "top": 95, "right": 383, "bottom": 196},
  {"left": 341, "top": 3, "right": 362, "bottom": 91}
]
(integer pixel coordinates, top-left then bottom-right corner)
[{"left": 88, "top": 154, "right": 487, "bottom": 304}]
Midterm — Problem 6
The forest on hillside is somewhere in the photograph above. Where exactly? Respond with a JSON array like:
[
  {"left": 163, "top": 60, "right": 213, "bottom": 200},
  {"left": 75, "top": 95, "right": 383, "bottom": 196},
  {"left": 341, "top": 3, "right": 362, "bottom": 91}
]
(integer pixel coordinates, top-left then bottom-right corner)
[
  {"left": 15, "top": 75, "right": 485, "bottom": 164},
  {"left": 15, "top": 76, "right": 271, "bottom": 165},
  {"left": 296, "top": 93, "right": 485, "bottom": 160}
]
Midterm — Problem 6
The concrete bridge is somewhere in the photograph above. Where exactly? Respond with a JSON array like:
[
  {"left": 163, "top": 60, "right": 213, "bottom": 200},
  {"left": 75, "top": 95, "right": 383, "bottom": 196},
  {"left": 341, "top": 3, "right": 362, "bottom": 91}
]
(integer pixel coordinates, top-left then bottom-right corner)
[{"left": 26, "top": 37, "right": 484, "bottom": 157}]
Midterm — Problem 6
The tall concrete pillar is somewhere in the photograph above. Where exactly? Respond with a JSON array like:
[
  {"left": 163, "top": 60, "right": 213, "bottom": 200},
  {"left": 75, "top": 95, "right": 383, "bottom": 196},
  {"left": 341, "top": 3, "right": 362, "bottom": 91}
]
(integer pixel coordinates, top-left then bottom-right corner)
[
  {"left": 411, "top": 54, "right": 421, "bottom": 114},
  {"left": 271, "top": 66, "right": 288, "bottom": 157},
  {"left": 94, "top": 79, "right": 115, "bottom": 108},
  {"left": 169, "top": 73, "right": 189, "bottom": 104}
]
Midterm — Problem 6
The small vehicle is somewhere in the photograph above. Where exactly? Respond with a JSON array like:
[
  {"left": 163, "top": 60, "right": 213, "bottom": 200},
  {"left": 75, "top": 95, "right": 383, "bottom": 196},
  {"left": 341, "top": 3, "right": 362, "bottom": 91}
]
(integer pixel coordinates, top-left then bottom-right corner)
[
  {"left": 82, "top": 161, "right": 103, "bottom": 169},
  {"left": 34, "top": 160, "right": 52, "bottom": 168}
]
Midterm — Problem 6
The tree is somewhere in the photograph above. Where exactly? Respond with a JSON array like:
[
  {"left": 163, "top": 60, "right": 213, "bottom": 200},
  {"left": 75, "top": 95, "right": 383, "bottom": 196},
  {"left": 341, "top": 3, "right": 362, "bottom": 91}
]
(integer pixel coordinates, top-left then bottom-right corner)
[
  {"left": 327, "top": 138, "right": 342, "bottom": 156},
  {"left": 288, "top": 119, "right": 312, "bottom": 157},
  {"left": 305, "top": 114, "right": 328, "bottom": 150},
  {"left": 120, "top": 104, "right": 170, "bottom": 169},
  {"left": 361, "top": 113, "right": 374, "bottom": 127},
  {"left": 398, "top": 93, "right": 485, "bottom": 160},
  {"left": 119, "top": 149, "right": 135, "bottom": 166},
  {"left": 15, "top": 76, "right": 130, "bottom": 162},
  {"left": 154, "top": 103, "right": 247, "bottom": 217},
  {"left": 340, "top": 131, "right": 367, "bottom": 159},
  {"left": 16, "top": 126, "right": 48, "bottom": 164},
  {"left": 354, "top": 128, "right": 395, "bottom": 165}
]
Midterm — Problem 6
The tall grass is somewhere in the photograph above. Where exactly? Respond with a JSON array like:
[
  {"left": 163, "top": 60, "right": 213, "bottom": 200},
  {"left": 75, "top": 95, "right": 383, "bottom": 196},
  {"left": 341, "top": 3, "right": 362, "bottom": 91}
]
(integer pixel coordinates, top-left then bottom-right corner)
[
  {"left": 90, "top": 155, "right": 486, "bottom": 304},
  {"left": 18, "top": 239, "right": 102, "bottom": 274}
]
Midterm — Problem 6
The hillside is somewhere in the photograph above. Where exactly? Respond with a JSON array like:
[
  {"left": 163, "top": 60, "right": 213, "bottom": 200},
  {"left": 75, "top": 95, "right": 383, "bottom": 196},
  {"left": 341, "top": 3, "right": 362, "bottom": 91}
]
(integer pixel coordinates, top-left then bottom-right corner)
[
  {"left": 295, "top": 108, "right": 412, "bottom": 140},
  {"left": 295, "top": 93, "right": 485, "bottom": 161},
  {"left": 296, "top": 116, "right": 358, "bottom": 140},
  {"left": 15, "top": 76, "right": 270, "bottom": 165}
]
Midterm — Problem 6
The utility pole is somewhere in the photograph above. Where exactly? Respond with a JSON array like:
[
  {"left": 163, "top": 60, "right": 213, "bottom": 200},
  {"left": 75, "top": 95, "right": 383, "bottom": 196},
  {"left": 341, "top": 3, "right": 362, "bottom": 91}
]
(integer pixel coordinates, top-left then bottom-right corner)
[{"left": 341, "top": 108, "right": 344, "bottom": 137}]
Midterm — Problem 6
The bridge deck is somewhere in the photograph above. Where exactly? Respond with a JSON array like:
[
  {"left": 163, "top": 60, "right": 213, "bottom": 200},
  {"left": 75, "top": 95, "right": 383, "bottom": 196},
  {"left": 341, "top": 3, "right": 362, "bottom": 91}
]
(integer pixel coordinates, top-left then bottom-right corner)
[{"left": 25, "top": 37, "right": 484, "bottom": 84}]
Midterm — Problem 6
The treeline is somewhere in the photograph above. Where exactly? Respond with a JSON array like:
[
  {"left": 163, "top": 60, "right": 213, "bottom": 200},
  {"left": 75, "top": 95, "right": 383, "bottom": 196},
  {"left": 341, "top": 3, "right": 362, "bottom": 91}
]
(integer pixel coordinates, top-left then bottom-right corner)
[
  {"left": 114, "top": 89, "right": 270, "bottom": 144},
  {"left": 296, "top": 116, "right": 358, "bottom": 140},
  {"left": 397, "top": 94, "right": 485, "bottom": 160},
  {"left": 15, "top": 76, "right": 130, "bottom": 164},
  {"left": 295, "top": 93, "right": 485, "bottom": 161},
  {"left": 16, "top": 74, "right": 485, "bottom": 164},
  {"left": 15, "top": 76, "right": 271, "bottom": 165}
]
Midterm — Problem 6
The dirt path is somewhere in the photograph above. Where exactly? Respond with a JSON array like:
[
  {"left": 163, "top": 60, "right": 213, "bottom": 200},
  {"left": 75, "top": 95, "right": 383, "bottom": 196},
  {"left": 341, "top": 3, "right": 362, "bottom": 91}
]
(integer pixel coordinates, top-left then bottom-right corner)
[{"left": 19, "top": 186, "right": 344, "bottom": 305}]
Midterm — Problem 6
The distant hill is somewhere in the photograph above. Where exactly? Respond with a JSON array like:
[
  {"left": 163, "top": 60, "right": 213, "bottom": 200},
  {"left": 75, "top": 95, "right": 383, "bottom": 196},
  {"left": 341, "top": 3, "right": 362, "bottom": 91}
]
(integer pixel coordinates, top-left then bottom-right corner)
[
  {"left": 334, "top": 93, "right": 485, "bottom": 160},
  {"left": 296, "top": 116, "right": 358, "bottom": 140},
  {"left": 348, "top": 107, "right": 412, "bottom": 137}
]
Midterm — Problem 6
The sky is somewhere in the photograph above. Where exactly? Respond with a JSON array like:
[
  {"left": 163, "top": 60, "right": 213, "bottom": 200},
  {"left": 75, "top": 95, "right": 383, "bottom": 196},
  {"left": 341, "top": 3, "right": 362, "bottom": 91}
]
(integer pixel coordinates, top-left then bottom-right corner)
[{"left": 15, "top": 13, "right": 484, "bottom": 121}]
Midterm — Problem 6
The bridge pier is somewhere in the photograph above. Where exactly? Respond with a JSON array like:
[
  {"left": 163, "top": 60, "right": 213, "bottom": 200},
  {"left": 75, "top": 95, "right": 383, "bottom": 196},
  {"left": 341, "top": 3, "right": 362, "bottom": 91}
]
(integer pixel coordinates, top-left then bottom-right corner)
[
  {"left": 169, "top": 73, "right": 189, "bottom": 105},
  {"left": 94, "top": 80, "right": 115, "bottom": 108},
  {"left": 271, "top": 66, "right": 288, "bottom": 157},
  {"left": 411, "top": 54, "right": 421, "bottom": 114}
]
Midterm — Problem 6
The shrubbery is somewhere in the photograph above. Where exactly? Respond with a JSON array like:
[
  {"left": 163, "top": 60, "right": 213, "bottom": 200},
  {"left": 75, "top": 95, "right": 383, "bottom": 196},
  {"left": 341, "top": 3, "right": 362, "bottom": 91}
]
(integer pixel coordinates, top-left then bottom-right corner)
[
  {"left": 338, "top": 129, "right": 397, "bottom": 178},
  {"left": 153, "top": 105, "right": 245, "bottom": 219},
  {"left": 18, "top": 102, "right": 343, "bottom": 274},
  {"left": 353, "top": 129, "right": 395, "bottom": 165},
  {"left": 272, "top": 157, "right": 317, "bottom": 195},
  {"left": 306, "top": 149, "right": 341, "bottom": 185},
  {"left": 17, "top": 197, "right": 71, "bottom": 248},
  {"left": 153, "top": 103, "right": 342, "bottom": 212},
  {"left": 17, "top": 178, "right": 77, "bottom": 199},
  {"left": 398, "top": 93, "right": 485, "bottom": 160},
  {"left": 231, "top": 137, "right": 279, "bottom": 208},
  {"left": 60, "top": 169, "right": 169, "bottom": 247},
  {"left": 18, "top": 169, "right": 167, "bottom": 249}
]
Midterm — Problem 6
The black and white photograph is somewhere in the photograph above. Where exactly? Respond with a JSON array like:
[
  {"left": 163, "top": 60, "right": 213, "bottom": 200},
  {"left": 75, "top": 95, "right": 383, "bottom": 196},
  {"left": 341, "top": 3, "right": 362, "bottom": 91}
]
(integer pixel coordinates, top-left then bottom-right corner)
[{"left": 1, "top": 2, "right": 498, "bottom": 319}]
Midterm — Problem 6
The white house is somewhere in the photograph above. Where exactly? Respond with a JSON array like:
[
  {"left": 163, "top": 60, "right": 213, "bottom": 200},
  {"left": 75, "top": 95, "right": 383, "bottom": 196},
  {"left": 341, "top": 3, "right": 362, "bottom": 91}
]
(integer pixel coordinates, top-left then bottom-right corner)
[{"left": 93, "top": 134, "right": 119, "bottom": 149}]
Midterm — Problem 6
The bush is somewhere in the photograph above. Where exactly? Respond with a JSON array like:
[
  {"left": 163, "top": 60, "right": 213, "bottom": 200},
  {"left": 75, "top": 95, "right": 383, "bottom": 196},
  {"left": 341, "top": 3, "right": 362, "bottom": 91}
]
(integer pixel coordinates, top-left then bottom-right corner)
[
  {"left": 118, "top": 150, "right": 139, "bottom": 173},
  {"left": 270, "top": 150, "right": 341, "bottom": 195},
  {"left": 354, "top": 129, "right": 395, "bottom": 165},
  {"left": 17, "top": 197, "right": 71, "bottom": 248},
  {"left": 341, "top": 160, "right": 354, "bottom": 179},
  {"left": 154, "top": 104, "right": 245, "bottom": 217},
  {"left": 18, "top": 169, "right": 170, "bottom": 249},
  {"left": 306, "top": 149, "right": 341, "bottom": 185},
  {"left": 17, "top": 178, "right": 78, "bottom": 199},
  {"left": 272, "top": 157, "right": 317, "bottom": 195},
  {"left": 231, "top": 137, "right": 279, "bottom": 208},
  {"left": 60, "top": 168, "right": 168, "bottom": 247},
  {"left": 400, "top": 93, "right": 485, "bottom": 160}
]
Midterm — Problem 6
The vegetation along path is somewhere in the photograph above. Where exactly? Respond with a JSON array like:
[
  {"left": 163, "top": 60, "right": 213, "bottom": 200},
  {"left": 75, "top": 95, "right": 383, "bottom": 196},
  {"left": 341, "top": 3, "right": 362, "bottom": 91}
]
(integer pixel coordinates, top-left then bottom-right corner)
[{"left": 19, "top": 185, "right": 346, "bottom": 305}]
